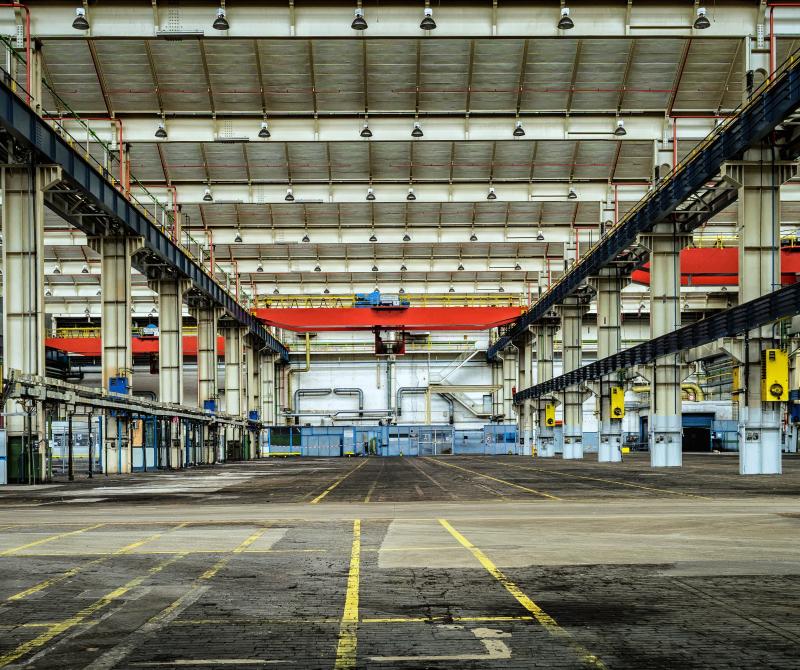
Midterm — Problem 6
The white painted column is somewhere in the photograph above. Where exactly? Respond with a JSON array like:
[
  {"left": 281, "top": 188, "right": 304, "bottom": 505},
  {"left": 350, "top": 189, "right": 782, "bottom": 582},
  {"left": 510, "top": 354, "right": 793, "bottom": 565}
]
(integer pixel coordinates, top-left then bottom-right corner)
[
  {"left": 559, "top": 298, "right": 587, "bottom": 459},
  {"left": 89, "top": 235, "right": 143, "bottom": 474},
  {"left": 518, "top": 330, "right": 534, "bottom": 455},
  {"left": 155, "top": 280, "right": 186, "bottom": 468},
  {"left": 535, "top": 323, "right": 557, "bottom": 457},
  {"left": 245, "top": 338, "right": 258, "bottom": 459},
  {"left": 502, "top": 344, "right": 518, "bottom": 422},
  {"left": 592, "top": 269, "right": 626, "bottom": 462},
  {"left": 1, "top": 165, "right": 61, "bottom": 483},
  {"left": 730, "top": 152, "right": 797, "bottom": 474},
  {"left": 642, "top": 223, "right": 690, "bottom": 467},
  {"left": 222, "top": 324, "right": 245, "bottom": 459},
  {"left": 194, "top": 305, "right": 220, "bottom": 464}
]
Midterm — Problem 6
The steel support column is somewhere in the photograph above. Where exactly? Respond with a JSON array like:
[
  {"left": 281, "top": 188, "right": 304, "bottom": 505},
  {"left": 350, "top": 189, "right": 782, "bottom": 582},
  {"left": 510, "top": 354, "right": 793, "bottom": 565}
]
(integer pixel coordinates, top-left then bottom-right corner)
[
  {"left": 155, "top": 279, "right": 187, "bottom": 468},
  {"left": 642, "top": 224, "right": 690, "bottom": 467},
  {"left": 88, "top": 235, "right": 143, "bottom": 474},
  {"left": 222, "top": 324, "right": 246, "bottom": 459},
  {"left": 730, "top": 151, "right": 797, "bottom": 474},
  {"left": 1, "top": 165, "right": 61, "bottom": 483},
  {"left": 559, "top": 298, "right": 587, "bottom": 459},
  {"left": 502, "top": 344, "right": 518, "bottom": 422},
  {"left": 245, "top": 337, "right": 258, "bottom": 460},
  {"left": 591, "top": 268, "right": 627, "bottom": 462},
  {"left": 259, "top": 351, "right": 276, "bottom": 429},
  {"left": 194, "top": 305, "right": 220, "bottom": 464},
  {"left": 518, "top": 330, "right": 534, "bottom": 455},
  {"left": 535, "top": 324, "right": 557, "bottom": 457}
]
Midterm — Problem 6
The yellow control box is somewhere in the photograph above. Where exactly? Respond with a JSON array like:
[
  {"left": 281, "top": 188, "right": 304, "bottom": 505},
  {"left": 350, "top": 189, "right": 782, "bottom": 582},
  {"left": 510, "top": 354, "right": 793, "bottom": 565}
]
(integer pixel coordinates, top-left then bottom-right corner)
[
  {"left": 761, "top": 348, "right": 789, "bottom": 402},
  {"left": 545, "top": 403, "right": 556, "bottom": 427},
  {"left": 610, "top": 386, "right": 625, "bottom": 418}
]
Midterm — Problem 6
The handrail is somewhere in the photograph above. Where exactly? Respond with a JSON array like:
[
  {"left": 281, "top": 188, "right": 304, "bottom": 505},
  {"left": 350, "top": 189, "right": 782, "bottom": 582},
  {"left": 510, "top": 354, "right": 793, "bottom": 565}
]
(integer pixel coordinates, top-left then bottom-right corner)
[{"left": 489, "top": 47, "right": 800, "bottom": 361}]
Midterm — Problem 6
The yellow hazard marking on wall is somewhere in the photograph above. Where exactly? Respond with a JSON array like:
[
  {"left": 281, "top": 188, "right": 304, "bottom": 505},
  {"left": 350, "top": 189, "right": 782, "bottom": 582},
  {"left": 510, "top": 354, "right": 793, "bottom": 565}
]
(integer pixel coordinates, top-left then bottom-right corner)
[
  {"left": 310, "top": 459, "right": 369, "bottom": 504},
  {"left": 439, "top": 519, "right": 606, "bottom": 669},
  {"left": 423, "top": 458, "right": 561, "bottom": 500},
  {"left": 334, "top": 519, "right": 361, "bottom": 669}
]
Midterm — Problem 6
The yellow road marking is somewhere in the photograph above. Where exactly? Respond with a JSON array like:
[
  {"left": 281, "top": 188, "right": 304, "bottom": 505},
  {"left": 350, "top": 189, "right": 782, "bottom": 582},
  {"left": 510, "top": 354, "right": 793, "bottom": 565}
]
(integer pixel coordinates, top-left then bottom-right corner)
[
  {"left": 199, "top": 526, "right": 270, "bottom": 580},
  {"left": 0, "top": 553, "right": 185, "bottom": 668},
  {"left": 363, "top": 460, "right": 383, "bottom": 503},
  {"left": 310, "top": 460, "right": 369, "bottom": 504},
  {"left": 334, "top": 519, "right": 361, "bottom": 669},
  {"left": 0, "top": 523, "right": 105, "bottom": 556},
  {"left": 423, "top": 458, "right": 561, "bottom": 500},
  {"left": 503, "top": 462, "right": 712, "bottom": 499},
  {"left": 7, "top": 524, "right": 189, "bottom": 602},
  {"left": 361, "top": 615, "right": 534, "bottom": 623},
  {"left": 439, "top": 519, "right": 606, "bottom": 669}
]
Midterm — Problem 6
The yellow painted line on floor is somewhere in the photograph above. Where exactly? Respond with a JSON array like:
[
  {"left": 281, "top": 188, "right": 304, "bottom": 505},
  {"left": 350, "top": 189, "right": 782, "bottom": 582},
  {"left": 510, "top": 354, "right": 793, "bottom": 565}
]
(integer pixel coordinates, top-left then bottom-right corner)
[
  {"left": 310, "top": 459, "right": 369, "bottom": 504},
  {"left": 334, "top": 519, "right": 361, "bottom": 670},
  {"left": 0, "top": 553, "right": 185, "bottom": 668},
  {"left": 439, "top": 519, "right": 606, "bottom": 670},
  {"left": 0, "top": 523, "right": 105, "bottom": 556},
  {"left": 7, "top": 524, "right": 188, "bottom": 602},
  {"left": 503, "top": 462, "right": 712, "bottom": 499},
  {"left": 199, "top": 526, "right": 270, "bottom": 581},
  {"left": 423, "top": 458, "right": 561, "bottom": 500}
]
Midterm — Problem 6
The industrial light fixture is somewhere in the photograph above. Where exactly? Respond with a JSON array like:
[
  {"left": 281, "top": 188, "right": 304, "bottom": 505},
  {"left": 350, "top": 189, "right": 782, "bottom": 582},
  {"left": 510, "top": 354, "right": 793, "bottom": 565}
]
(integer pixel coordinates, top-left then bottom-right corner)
[
  {"left": 407, "top": 187, "right": 416, "bottom": 201},
  {"left": 403, "top": 233, "right": 411, "bottom": 242},
  {"left": 420, "top": 6, "right": 437, "bottom": 30},
  {"left": 366, "top": 187, "right": 376, "bottom": 201},
  {"left": 234, "top": 230, "right": 243, "bottom": 243},
  {"left": 694, "top": 6, "right": 710, "bottom": 30},
  {"left": 536, "top": 229, "right": 545, "bottom": 241},
  {"left": 96, "top": 288, "right": 102, "bottom": 296},
  {"left": 323, "top": 288, "right": 330, "bottom": 294},
  {"left": 513, "top": 120, "right": 525, "bottom": 137},
  {"left": 45, "top": 287, "right": 52, "bottom": 297},
  {"left": 487, "top": 187, "right": 497, "bottom": 200},
  {"left": 273, "top": 288, "right": 280, "bottom": 294},
  {"left": 399, "top": 288, "right": 405, "bottom": 294},
  {"left": 400, "top": 264, "right": 407, "bottom": 271},
  {"left": 285, "top": 187, "right": 295, "bottom": 202},
  {"left": 372, "top": 264, "right": 379, "bottom": 272},
  {"left": 557, "top": 6, "right": 574, "bottom": 30},
  {"left": 53, "top": 263, "right": 61, "bottom": 275},
  {"left": 360, "top": 122, "right": 372, "bottom": 138},
  {"left": 155, "top": 123, "right": 167, "bottom": 139},
  {"left": 81, "top": 263, "right": 89, "bottom": 274},
  {"left": 448, "top": 286, "right": 455, "bottom": 293},
  {"left": 256, "top": 261, "right": 264, "bottom": 272},
  {"left": 458, "top": 263, "right": 464, "bottom": 271},
  {"left": 302, "top": 233, "right": 310, "bottom": 243},
  {"left": 352, "top": 7, "right": 368, "bottom": 30},
  {"left": 202, "top": 187, "right": 213, "bottom": 202},
  {"left": 213, "top": 7, "right": 229, "bottom": 30},
  {"left": 258, "top": 121, "right": 270, "bottom": 138},
  {"left": 411, "top": 121, "right": 424, "bottom": 138},
  {"left": 369, "top": 233, "right": 378, "bottom": 242},
  {"left": 613, "top": 119, "right": 627, "bottom": 136},
  {"left": 470, "top": 232, "right": 478, "bottom": 241},
  {"left": 498, "top": 286, "right": 505, "bottom": 293},
  {"left": 84, "top": 307, "right": 91, "bottom": 317},
  {"left": 567, "top": 186, "right": 577, "bottom": 199},
  {"left": 72, "top": 7, "right": 89, "bottom": 30},
  {"left": 314, "top": 264, "right": 322, "bottom": 272},
  {"left": 514, "top": 263, "right": 521, "bottom": 270}
]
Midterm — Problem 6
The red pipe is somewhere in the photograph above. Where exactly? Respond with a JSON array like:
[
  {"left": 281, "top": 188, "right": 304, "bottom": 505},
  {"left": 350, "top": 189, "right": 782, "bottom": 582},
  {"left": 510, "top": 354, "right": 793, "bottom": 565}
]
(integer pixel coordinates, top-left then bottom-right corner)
[
  {"left": 669, "top": 115, "right": 728, "bottom": 168},
  {"left": 0, "top": 4, "right": 31, "bottom": 105},
  {"left": 768, "top": 3, "right": 800, "bottom": 79}
]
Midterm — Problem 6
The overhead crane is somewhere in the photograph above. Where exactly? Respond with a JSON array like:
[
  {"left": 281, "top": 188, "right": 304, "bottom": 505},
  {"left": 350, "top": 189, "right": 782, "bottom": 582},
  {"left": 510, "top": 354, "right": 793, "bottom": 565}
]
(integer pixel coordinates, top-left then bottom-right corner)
[{"left": 488, "top": 50, "right": 800, "bottom": 364}]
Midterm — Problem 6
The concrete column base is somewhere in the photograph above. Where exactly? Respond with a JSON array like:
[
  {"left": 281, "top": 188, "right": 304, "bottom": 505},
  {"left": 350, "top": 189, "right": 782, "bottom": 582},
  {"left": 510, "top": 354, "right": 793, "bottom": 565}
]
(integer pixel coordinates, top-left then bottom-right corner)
[
  {"left": 739, "top": 409, "right": 782, "bottom": 475},
  {"left": 599, "top": 421, "right": 623, "bottom": 462},
  {"left": 537, "top": 435, "right": 556, "bottom": 457},
  {"left": 562, "top": 427, "right": 583, "bottom": 459},
  {"left": 650, "top": 414, "right": 682, "bottom": 467}
]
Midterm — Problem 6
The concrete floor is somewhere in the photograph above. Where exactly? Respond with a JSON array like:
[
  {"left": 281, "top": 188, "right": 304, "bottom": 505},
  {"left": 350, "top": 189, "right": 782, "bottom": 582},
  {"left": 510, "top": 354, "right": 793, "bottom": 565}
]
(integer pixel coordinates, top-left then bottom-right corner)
[{"left": 0, "top": 453, "right": 799, "bottom": 669}]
